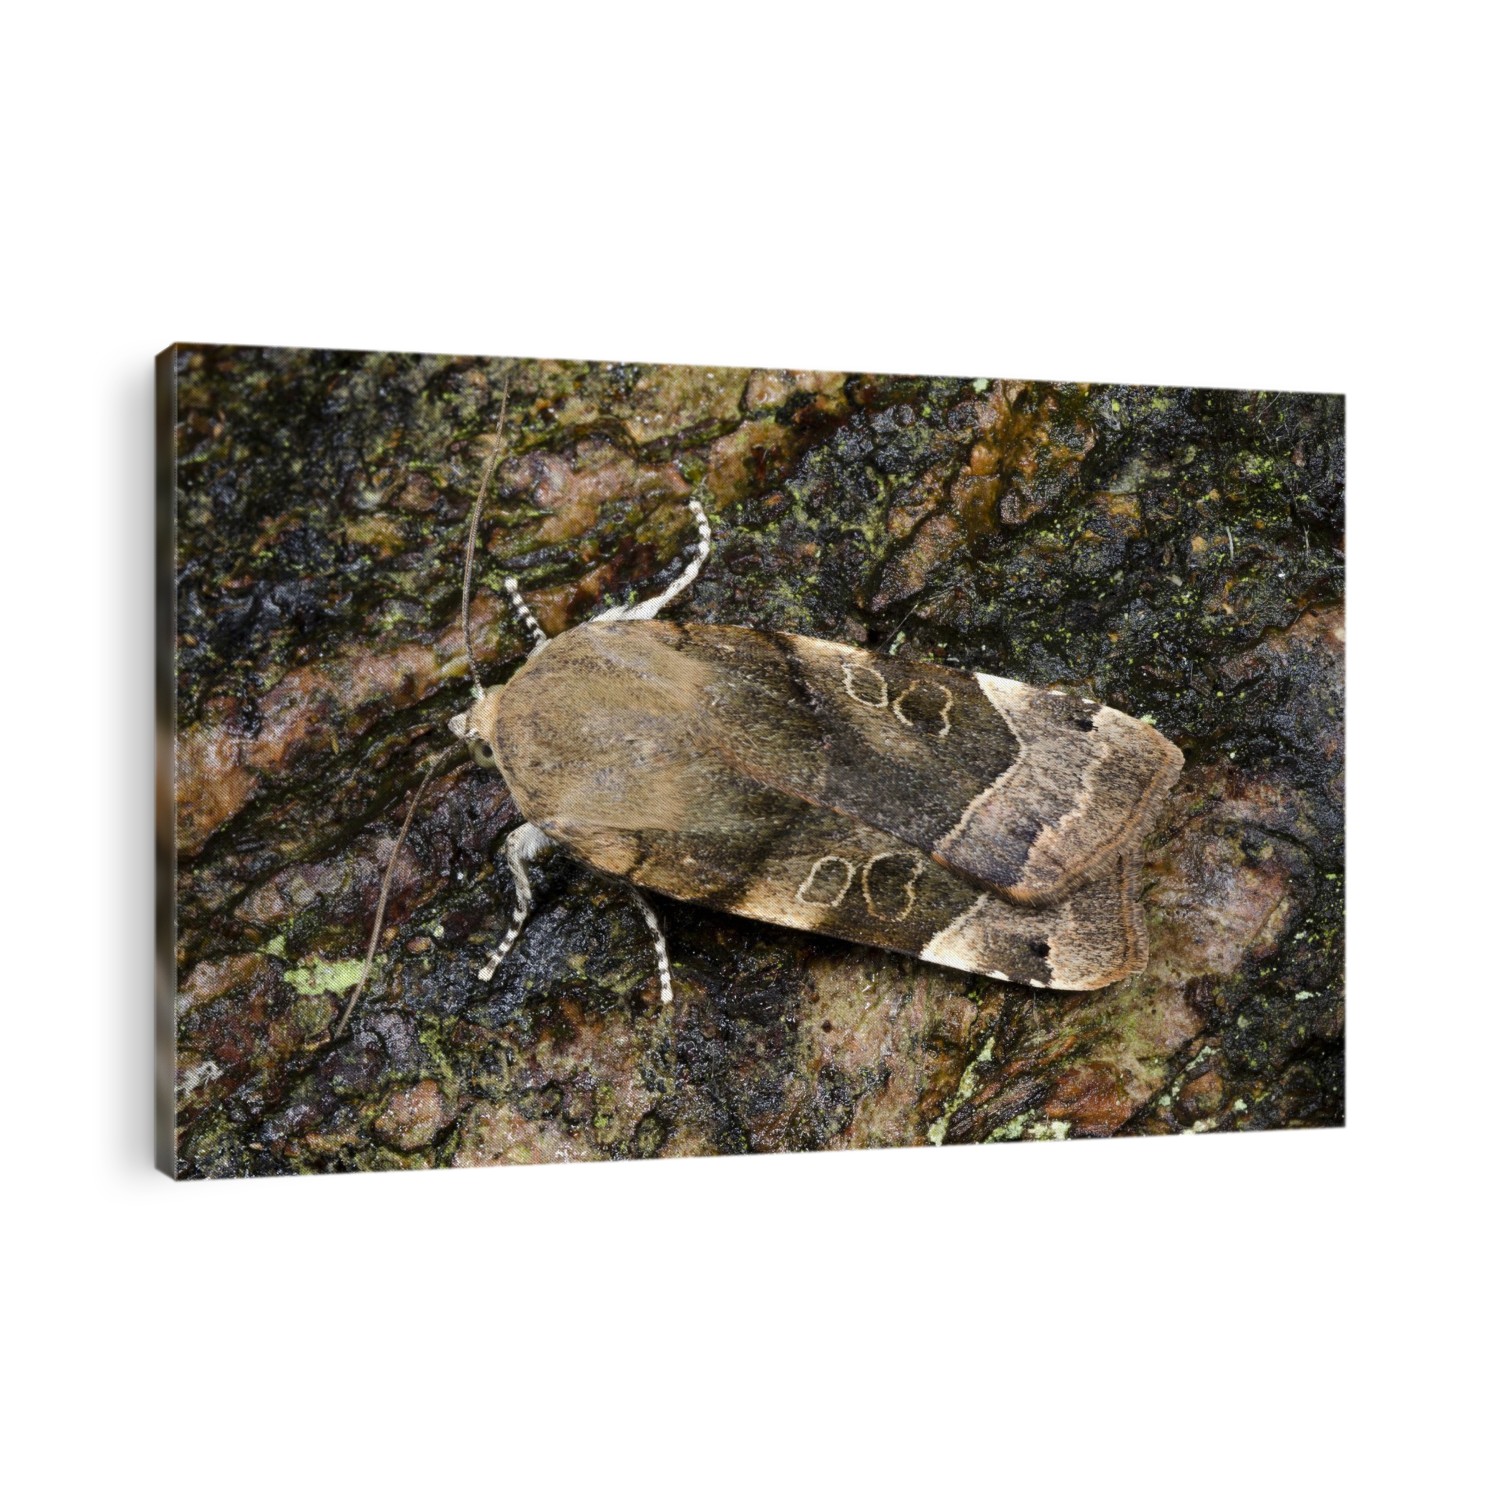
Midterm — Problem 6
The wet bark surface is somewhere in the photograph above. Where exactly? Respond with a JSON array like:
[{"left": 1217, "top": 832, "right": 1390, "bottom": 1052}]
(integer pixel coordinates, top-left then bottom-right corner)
[{"left": 167, "top": 346, "right": 1344, "bottom": 1176}]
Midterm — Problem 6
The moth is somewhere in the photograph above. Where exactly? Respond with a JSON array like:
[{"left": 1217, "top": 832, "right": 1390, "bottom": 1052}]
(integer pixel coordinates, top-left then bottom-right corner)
[{"left": 336, "top": 394, "right": 1183, "bottom": 1036}]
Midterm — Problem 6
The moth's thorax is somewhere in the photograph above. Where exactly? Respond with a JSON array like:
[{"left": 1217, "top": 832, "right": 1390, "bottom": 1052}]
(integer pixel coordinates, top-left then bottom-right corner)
[{"left": 488, "top": 621, "right": 709, "bottom": 830}]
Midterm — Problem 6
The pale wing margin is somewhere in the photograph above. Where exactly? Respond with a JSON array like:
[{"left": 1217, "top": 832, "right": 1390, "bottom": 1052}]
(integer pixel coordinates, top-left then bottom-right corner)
[{"left": 933, "top": 672, "right": 1183, "bottom": 903}]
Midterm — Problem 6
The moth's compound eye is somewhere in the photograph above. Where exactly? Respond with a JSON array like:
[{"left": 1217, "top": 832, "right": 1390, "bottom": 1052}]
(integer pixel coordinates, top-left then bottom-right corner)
[{"left": 469, "top": 740, "right": 495, "bottom": 768}]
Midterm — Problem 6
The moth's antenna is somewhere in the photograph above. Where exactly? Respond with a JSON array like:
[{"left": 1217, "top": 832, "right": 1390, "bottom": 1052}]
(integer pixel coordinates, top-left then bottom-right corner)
[
  {"left": 461, "top": 373, "right": 512, "bottom": 700},
  {"left": 334, "top": 747, "right": 464, "bottom": 1040}
]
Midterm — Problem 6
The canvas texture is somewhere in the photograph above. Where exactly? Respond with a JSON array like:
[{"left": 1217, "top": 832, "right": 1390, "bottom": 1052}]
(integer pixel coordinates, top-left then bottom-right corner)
[{"left": 158, "top": 348, "right": 1345, "bottom": 1176}]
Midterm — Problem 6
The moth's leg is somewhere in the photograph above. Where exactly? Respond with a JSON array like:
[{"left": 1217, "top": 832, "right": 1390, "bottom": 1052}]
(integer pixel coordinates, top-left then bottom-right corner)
[
  {"left": 594, "top": 498, "right": 712, "bottom": 623},
  {"left": 478, "top": 823, "right": 554, "bottom": 981},
  {"left": 626, "top": 886, "right": 675, "bottom": 1005},
  {"left": 502, "top": 575, "right": 549, "bottom": 654}
]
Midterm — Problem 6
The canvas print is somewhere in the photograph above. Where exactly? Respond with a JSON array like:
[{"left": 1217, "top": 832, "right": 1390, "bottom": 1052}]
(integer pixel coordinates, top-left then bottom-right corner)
[{"left": 156, "top": 347, "right": 1345, "bottom": 1177}]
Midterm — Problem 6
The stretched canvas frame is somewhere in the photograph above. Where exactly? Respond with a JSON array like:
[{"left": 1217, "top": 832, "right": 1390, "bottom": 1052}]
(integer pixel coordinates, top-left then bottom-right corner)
[{"left": 156, "top": 346, "right": 1344, "bottom": 1177}]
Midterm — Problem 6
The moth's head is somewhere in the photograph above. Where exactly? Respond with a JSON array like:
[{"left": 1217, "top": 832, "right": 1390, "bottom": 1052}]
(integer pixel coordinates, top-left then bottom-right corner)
[{"left": 448, "top": 684, "right": 505, "bottom": 770}]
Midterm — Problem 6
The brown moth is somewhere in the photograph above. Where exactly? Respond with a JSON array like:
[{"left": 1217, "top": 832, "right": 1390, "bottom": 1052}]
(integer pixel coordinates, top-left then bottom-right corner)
[{"left": 337, "top": 394, "right": 1183, "bottom": 1035}]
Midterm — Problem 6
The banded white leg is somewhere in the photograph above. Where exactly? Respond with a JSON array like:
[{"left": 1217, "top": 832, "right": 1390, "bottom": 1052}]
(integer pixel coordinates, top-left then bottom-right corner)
[
  {"left": 626, "top": 887, "right": 675, "bottom": 1005},
  {"left": 479, "top": 823, "right": 553, "bottom": 981}
]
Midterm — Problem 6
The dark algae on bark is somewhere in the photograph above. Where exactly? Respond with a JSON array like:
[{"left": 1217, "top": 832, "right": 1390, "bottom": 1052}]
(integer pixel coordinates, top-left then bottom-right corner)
[{"left": 164, "top": 347, "right": 1344, "bottom": 1176}]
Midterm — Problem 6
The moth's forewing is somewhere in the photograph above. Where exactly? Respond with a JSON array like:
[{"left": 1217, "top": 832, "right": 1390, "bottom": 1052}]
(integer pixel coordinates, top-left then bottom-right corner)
[
  {"left": 487, "top": 620, "right": 1181, "bottom": 990},
  {"left": 660, "top": 626, "right": 1182, "bottom": 903}
]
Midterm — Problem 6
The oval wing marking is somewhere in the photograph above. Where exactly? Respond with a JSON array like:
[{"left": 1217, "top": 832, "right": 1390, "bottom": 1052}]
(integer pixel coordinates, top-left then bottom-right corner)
[
  {"left": 796, "top": 855, "right": 856, "bottom": 909},
  {"left": 841, "top": 659, "right": 889, "bottom": 708}
]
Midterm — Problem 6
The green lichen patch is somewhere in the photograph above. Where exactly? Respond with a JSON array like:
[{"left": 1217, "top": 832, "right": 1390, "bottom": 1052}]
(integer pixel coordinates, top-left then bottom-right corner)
[{"left": 282, "top": 957, "right": 365, "bottom": 996}]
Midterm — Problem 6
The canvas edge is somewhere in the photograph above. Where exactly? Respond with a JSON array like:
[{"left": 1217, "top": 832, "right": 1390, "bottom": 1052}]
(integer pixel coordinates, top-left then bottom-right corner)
[{"left": 154, "top": 346, "right": 178, "bottom": 1177}]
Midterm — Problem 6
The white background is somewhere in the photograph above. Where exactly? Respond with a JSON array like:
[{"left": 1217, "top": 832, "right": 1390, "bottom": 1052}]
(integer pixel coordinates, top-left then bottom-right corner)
[{"left": 3, "top": 4, "right": 1494, "bottom": 1496}]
